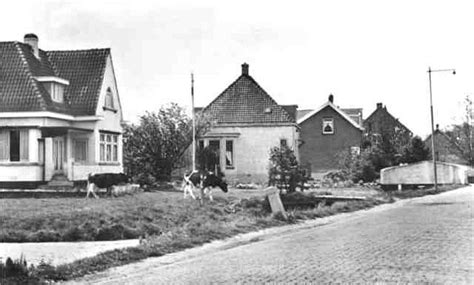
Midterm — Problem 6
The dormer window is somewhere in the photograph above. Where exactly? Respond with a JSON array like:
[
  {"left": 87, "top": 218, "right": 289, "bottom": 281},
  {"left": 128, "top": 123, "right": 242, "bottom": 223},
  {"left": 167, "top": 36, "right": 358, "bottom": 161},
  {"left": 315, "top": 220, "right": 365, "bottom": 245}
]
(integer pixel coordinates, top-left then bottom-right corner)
[
  {"left": 35, "top": 76, "right": 69, "bottom": 103},
  {"left": 105, "top": 88, "right": 114, "bottom": 109},
  {"left": 45, "top": 83, "right": 64, "bottom": 102}
]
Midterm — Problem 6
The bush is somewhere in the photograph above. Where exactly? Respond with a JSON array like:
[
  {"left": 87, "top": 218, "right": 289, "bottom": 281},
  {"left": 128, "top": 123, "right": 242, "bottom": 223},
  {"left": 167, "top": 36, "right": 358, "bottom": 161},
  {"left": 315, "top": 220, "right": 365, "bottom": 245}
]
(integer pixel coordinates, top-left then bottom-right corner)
[
  {"left": 268, "top": 145, "right": 308, "bottom": 192},
  {"left": 0, "top": 256, "right": 42, "bottom": 283}
]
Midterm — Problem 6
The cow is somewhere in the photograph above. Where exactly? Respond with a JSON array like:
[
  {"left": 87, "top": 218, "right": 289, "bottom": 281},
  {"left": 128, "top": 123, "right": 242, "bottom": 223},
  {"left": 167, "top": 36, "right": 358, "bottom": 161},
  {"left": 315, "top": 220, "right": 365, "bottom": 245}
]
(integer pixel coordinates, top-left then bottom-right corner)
[
  {"left": 86, "top": 172, "right": 130, "bottom": 198},
  {"left": 182, "top": 170, "right": 228, "bottom": 203}
]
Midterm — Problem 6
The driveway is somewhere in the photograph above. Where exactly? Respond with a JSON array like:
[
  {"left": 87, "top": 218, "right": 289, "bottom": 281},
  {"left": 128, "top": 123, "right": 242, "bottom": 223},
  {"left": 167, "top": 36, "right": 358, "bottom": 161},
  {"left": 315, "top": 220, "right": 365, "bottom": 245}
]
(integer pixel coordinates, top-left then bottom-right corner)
[{"left": 67, "top": 185, "right": 474, "bottom": 284}]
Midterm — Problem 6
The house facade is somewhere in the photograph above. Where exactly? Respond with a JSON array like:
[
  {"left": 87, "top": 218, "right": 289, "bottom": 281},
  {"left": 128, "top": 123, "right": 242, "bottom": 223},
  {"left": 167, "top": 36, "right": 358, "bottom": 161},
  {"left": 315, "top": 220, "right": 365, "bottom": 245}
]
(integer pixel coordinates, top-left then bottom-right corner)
[
  {"left": 297, "top": 95, "right": 363, "bottom": 176},
  {"left": 424, "top": 126, "right": 468, "bottom": 165},
  {"left": 0, "top": 34, "right": 123, "bottom": 188},
  {"left": 187, "top": 63, "right": 299, "bottom": 184}
]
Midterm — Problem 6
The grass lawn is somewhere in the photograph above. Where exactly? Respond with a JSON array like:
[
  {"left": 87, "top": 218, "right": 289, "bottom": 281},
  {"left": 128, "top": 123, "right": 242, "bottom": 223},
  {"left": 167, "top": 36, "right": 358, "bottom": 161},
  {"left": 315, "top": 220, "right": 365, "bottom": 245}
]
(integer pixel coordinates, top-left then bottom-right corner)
[
  {"left": 0, "top": 189, "right": 272, "bottom": 242},
  {"left": 0, "top": 184, "right": 462, "bottom": 283}
]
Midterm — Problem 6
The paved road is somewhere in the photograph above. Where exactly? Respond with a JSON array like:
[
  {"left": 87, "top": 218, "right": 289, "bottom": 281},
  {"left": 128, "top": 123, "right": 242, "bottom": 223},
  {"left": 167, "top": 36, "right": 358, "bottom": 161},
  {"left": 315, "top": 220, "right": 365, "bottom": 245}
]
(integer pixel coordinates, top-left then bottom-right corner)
[{"left": 69, "top": 186, "right": 474, "bottom": 284}]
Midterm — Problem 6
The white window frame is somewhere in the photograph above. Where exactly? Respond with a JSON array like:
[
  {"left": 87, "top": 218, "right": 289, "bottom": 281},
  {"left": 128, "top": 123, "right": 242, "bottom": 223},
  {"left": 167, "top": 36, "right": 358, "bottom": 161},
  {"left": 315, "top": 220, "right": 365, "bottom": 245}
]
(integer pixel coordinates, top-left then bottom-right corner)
[
  {"left": 99, "top": 133, "right": 119, "bottom": 162},
  {"left": 322, "top": 118, "right": 334, "bottom": 135},
  {"left": 104, "top": 88, "right": 114, "bottom": 110},
  {"left": 225, "top": 140, "right": 234, "bottom": 169}
]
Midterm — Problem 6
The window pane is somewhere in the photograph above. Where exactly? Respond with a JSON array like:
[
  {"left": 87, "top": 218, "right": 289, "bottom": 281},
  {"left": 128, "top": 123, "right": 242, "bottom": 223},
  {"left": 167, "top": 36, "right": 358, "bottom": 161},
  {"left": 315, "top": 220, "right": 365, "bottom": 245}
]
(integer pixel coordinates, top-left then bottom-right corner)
[
  {"left": 100, "top": 144, "right": 105, "bottom": 161},
  {"left": 280, "top": 139, "right": 287, "bottom": 147},
  {"left": 106, "top": 135, "right": 111, "bottom": 142},
  {"left": 322, "top": 118, "right": 334, "bottom": 134},
  {"left": 0, "top": 130, "right": 10, "bottom": 161},
  {"left": 225, "top": 140, "right": 233, "bottom": 167},
  {"left": 113, "top": 135, "right": 118, "bottom": 143},
  {"left": 19, "top": 129, "right": 29, "bottom": 161},
  {"left": 105, "top": 88, "right": 114, "bottom": 108},
  {"left": 100, "top": 134, "right": 105, "bottom": 142},
  {"left": 113, "top": 145, "right": 118, "bottom": 161},
  {"left": 74, "top": 140, "right": 87, "bottom": 162},
  {"left": 106, "top": 145, "right": 112, "bottom": 161}
]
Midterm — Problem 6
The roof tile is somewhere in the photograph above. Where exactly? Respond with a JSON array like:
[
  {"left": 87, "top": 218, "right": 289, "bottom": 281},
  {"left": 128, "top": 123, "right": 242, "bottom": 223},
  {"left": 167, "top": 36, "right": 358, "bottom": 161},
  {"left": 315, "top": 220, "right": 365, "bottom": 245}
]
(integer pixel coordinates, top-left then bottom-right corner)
[{"left": 202, "top": 74, "right": 294, "bottom": 125}]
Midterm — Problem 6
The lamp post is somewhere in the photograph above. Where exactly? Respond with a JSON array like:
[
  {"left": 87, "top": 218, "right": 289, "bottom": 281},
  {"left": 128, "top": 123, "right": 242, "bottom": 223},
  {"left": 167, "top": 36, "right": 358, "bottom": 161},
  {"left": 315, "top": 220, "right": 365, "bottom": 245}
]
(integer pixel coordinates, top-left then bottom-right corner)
[
  {"left": 191, "top": 73, "right": 196, "bottom": 171},
  {"left": 427, "top": 67, "right": 455, "bottom": 190}
]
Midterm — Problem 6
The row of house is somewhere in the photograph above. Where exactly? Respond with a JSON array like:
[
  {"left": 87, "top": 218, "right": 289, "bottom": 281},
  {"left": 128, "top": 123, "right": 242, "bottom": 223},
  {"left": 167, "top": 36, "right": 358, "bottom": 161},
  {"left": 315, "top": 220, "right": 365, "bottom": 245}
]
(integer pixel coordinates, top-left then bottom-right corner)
[
  {"left": 180, "top": 63, "right": 413, "bottom": 183},
  {"left": 1, "top": 34, "right": 464, "bottom": 188}
]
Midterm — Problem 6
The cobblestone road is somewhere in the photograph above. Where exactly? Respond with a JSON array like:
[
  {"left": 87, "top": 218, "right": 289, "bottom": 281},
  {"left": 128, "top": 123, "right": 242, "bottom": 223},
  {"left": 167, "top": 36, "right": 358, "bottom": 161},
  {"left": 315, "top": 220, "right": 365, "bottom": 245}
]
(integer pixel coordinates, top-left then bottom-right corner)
[{"left": 69, "top": 186, "right": 474, "bottom": 284}]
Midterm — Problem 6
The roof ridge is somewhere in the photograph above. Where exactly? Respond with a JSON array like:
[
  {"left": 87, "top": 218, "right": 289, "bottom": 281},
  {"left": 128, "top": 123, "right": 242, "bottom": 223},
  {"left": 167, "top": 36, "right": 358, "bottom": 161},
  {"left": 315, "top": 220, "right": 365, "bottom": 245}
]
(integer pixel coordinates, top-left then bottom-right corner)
[
  {"left": 13, "top": 42, "right": 48, "bottom": 110},
  {"left": 47, "top": 48, "right": 110, "bottom": 53}
]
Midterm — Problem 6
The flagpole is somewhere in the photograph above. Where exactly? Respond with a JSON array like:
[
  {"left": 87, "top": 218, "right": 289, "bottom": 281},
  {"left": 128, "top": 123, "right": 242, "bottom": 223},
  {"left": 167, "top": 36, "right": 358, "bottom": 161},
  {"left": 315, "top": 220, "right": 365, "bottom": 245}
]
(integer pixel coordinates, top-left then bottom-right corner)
[{"left": 191, "top": 73, "right": 196, "bottom": 171}]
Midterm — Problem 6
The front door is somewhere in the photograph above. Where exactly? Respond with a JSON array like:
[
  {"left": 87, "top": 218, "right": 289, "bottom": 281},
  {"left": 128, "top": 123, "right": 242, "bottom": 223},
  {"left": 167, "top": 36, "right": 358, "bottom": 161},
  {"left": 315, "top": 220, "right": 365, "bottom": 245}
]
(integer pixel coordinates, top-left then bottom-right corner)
[{"left": 53, "top": 137, "right": 64, "bottom": 173}]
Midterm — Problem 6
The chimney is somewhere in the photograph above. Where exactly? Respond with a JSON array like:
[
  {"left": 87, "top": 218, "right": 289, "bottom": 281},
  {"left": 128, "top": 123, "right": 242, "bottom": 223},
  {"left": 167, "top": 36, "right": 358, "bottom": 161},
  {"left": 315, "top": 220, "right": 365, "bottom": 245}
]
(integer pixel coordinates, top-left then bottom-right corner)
[
  {"left": 241, "top": 63, "right": 249, "bottom": 75},
  {"left": 328, "top": 94, "right": 334, "bottom": 103},
  {"left": 376, "top": 102, "right": 383, "bottom": 109},
  {"left": 24, "top": 33, "right": 39, "bottom": 58}
]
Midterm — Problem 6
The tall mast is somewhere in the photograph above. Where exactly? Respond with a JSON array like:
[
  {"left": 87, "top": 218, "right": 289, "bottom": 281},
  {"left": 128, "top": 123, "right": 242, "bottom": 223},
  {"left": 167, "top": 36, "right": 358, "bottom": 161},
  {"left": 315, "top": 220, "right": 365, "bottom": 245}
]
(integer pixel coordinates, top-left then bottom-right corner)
[{"left": 191, "top": 73, "right": 196, "bottom": 171}]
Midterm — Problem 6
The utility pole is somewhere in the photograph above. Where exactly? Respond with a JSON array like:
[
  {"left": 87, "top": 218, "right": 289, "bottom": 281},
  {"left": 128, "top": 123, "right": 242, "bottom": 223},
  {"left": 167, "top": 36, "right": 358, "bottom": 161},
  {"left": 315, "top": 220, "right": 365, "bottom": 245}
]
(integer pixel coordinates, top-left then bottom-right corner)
[
  {"left": 427, "top": 67, "right": 456, "bottom": 190},
  {"left": 191, "top": 73, "right": 196, "bottom": 171}
]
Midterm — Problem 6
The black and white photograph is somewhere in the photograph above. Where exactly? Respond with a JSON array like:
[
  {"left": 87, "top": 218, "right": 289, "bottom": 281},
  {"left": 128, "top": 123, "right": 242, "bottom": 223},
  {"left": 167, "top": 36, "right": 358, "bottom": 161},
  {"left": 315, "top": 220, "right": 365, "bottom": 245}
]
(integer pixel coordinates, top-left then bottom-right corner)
[{"left": 1, "top": 0, "right": 473, "bottom": 283}]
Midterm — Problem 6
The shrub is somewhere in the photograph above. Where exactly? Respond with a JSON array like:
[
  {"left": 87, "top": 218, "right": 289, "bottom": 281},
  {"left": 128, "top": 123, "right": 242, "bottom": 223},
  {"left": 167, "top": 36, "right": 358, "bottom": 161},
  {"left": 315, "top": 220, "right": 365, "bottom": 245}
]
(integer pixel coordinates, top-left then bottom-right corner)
[{"left": 268, "top": 145, "right": 308, "bottom": 192}]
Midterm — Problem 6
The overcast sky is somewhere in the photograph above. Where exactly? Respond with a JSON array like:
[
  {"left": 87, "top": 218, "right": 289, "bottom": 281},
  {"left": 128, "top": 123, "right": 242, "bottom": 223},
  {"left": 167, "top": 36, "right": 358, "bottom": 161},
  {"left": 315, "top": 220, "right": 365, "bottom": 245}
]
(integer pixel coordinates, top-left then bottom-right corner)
[{"left": 2, "top": 0, "right": 473, "bottom": 137}]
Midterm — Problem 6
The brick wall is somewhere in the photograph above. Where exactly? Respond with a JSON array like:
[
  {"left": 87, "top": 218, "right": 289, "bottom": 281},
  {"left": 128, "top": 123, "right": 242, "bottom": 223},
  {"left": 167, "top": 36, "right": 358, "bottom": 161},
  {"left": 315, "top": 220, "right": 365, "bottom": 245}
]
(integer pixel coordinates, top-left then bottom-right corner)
[{"left": 299, "top": 106, "right": 362, "bottom": 174}]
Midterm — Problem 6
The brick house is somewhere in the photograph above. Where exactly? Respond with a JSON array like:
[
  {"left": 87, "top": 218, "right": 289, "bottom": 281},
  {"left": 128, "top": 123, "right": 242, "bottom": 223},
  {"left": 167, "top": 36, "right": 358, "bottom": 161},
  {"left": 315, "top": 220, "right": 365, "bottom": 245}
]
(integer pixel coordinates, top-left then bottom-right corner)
[
  {"left": 184, "top": 63, "right": 299, "bottom": 184},
  {"left": 424, "top": 125, "right": 467, "bottom": 165},
  {"left": 363, "top": 103, "right": 412, "bottom": 140},
  {"left": 297, "top": 95, "right": 363, "bottom": 176},
  {"left": 0, "top": 34, "right": 124, "bottom": 188}
]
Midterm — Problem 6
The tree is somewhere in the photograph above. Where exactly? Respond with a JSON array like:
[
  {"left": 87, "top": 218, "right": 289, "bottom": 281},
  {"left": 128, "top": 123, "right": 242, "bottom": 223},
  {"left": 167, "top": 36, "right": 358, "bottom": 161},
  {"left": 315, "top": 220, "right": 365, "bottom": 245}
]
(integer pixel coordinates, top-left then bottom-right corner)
[
  {"left": 268, "top": 145, "right": 307, "bottom": 192},
  {"left": 123, "top": 103, "right": 211, "bottom": 184},
  {"left": 444, "top": 95, "right": 473, "bottom": 166},
  {"left": 400, "top": 136, "right": 430, "bottom": 164}
]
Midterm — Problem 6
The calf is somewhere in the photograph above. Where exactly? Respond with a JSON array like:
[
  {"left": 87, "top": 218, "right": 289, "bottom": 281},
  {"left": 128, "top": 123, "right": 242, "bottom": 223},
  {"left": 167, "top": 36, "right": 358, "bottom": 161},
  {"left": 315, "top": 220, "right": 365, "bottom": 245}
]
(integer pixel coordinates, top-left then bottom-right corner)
[
  {"left": 182, "top": 170, "right": 228, "bottom": 202},
  {"left": 86, "top": 173, "right": 130, "bottom": 198}
]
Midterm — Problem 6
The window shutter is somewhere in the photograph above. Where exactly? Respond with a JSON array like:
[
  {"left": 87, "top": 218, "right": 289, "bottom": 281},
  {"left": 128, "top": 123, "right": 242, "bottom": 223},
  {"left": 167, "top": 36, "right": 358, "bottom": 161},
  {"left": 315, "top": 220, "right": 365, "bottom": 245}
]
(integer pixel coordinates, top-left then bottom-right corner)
[
  {"left": 0, "top": 130, "right": 10, "bottom": 161},
  {"left": 19, "top": 129, "right": 29, "bottom": 161}
]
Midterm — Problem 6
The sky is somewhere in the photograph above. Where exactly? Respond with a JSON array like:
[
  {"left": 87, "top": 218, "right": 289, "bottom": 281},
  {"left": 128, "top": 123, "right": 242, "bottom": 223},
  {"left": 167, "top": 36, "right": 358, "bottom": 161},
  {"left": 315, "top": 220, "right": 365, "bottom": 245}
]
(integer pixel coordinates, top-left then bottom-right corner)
[{"left": 1, "top": 0, "right": 473, "bottom": 137}]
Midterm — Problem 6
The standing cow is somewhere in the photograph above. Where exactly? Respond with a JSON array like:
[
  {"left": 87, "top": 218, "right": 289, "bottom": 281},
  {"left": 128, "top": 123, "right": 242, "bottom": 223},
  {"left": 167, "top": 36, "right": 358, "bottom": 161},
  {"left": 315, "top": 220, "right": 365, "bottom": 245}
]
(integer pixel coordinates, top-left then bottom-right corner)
[
  {"left": 86, "top": 173, "right": 130, "bottom": 198},
  {"left": 182, "top": 170, "right": 228, "bottom": 203}
]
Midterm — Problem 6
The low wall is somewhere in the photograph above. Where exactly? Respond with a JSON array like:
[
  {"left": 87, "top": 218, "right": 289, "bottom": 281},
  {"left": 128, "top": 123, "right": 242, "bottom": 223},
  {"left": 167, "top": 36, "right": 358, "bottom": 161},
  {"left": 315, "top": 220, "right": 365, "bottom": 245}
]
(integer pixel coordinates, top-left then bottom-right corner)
[
  {"left": 380, "top": 161, "right": 471, "bottom": 185},
  {"left": 71, "top": 163, "right": 123, "bottom": 181},
  {"left": 0, "top": 163, "right": 43, "bottom": 182}
]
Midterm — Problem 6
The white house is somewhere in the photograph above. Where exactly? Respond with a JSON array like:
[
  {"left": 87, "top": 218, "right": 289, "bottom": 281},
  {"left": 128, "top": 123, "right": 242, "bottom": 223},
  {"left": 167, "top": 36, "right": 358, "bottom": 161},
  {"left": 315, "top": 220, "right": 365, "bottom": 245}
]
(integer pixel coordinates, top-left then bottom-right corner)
[
  {"left": 180, "top": 63, "right": 299, "bottom": 184},
  {"left": 0, "top": 34, "right": 124, "bottom": 188}
]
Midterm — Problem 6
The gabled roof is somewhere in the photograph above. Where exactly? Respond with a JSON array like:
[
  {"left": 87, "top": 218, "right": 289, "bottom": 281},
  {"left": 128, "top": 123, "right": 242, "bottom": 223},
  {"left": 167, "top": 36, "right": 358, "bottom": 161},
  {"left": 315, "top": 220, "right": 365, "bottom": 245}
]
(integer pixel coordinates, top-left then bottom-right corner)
[
  {"left": 297, "top": 101, "right": 364, "bottom": 130},
  {"left": 424, "top": 128, "right": 465, "bottom": 154},
  {"left": 201, "top": 65, "right": 295, "bottom": 125},
  {"left": 364, "top": 103, "right": 411, "bottom": 134},
  {"left": 0, "top": 40, "right": 109, "bottom": 116}
]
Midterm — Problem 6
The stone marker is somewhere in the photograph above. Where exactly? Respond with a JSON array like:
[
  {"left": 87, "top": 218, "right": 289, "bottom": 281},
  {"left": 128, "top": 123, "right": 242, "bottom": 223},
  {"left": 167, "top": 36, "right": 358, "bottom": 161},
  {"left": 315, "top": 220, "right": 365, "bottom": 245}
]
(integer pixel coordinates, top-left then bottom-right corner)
[{"left": 264, "top": 186, "right": 287, "bottom": 219}]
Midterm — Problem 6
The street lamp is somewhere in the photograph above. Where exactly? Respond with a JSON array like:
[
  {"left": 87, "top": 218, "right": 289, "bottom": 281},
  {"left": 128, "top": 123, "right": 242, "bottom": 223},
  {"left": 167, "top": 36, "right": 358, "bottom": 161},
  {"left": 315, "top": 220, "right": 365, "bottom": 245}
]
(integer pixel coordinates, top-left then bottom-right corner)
[{"left": 428, "top": 67, "right": 456, "bottom": 191}]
